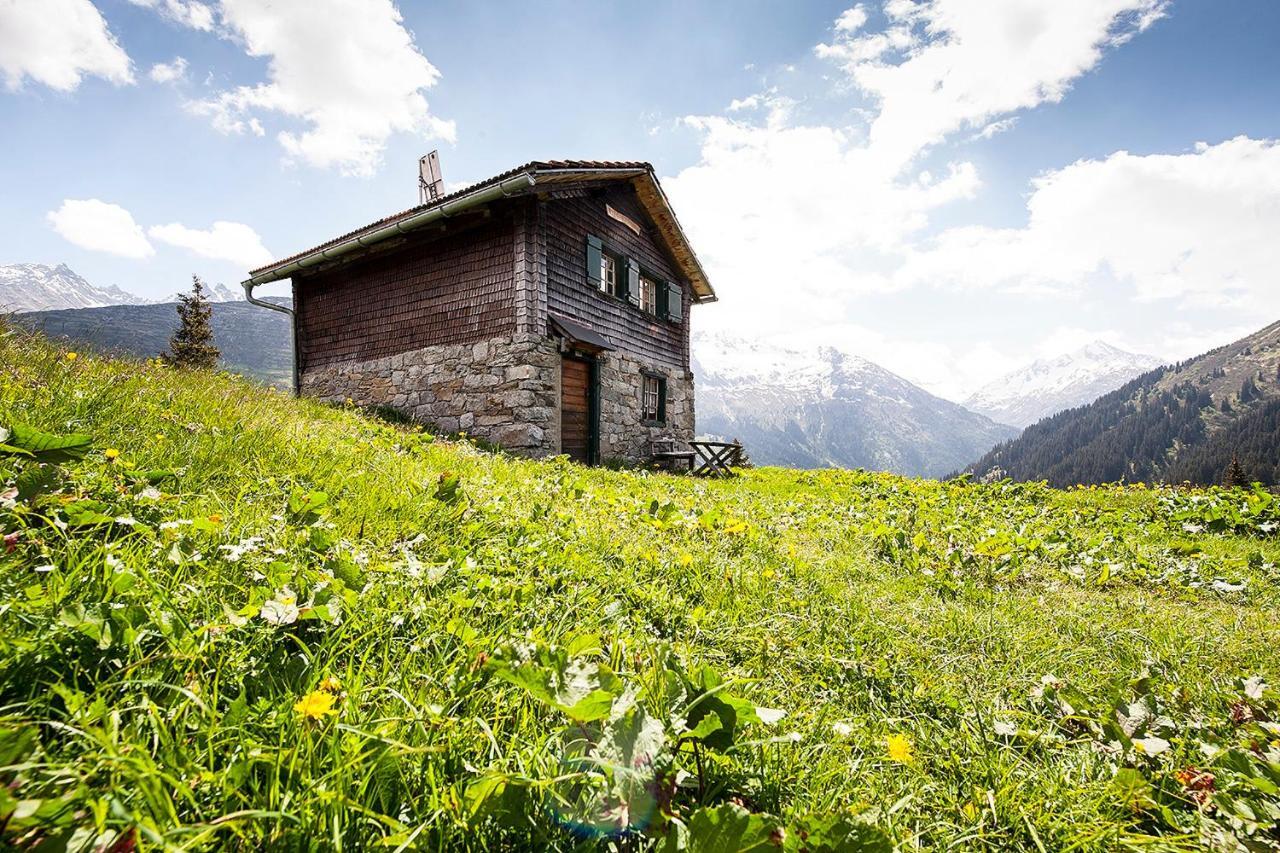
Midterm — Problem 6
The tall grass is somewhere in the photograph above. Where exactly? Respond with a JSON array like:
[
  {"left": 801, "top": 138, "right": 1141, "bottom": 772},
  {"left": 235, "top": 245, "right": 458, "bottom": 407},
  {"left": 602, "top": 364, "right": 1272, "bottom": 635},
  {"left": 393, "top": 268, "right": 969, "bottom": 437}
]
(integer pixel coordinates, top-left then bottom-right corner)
[{"left": 1, "top": 323, "right": 1278, "bottom": 850}]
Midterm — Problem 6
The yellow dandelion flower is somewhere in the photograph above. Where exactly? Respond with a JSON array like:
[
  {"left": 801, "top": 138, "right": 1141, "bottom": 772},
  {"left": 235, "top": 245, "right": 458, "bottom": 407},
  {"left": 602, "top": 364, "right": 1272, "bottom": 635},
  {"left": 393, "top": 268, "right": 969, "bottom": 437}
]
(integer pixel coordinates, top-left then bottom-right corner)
[
  {"left": 887, "top": 733, "right": 915, "bottom": 764},
  {"left": 762, "top": 568, "right": 776, "bottom": 580},
  {"left": 104, "top": 448, "right": 120, "bottom": 461},
  {"left": 294, "top": 690, "right": 338, "bottom": 720},
  {"left": 319, "top": 675, "right": 342, "bottom": 693},
  {"left": 207, "top": 514, "right": 222, "bottom": 524},
  {"left": 65, "top": 352, "right": 78, "bottom": 361}
]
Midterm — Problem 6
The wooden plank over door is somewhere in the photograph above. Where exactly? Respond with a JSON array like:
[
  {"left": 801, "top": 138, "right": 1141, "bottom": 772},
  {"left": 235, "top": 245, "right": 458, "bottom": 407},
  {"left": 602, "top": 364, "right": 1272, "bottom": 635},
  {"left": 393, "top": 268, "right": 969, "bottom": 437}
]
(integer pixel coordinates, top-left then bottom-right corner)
[{"left": 560, "top": 357, "right": 592, "bottom": 464}]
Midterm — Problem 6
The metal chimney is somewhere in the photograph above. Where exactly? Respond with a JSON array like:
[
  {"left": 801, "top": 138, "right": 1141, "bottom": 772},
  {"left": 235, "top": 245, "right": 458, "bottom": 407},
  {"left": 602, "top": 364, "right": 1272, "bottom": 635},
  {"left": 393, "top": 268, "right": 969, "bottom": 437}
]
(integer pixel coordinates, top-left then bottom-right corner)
[{"left": 419, "top": 151, "right": 444, "bottom": 204}]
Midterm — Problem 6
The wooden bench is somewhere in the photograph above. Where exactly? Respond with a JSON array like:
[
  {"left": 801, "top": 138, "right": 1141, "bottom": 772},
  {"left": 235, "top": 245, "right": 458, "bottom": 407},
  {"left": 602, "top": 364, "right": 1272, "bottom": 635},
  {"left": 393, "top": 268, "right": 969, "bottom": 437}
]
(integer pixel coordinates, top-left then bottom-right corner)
[{"left": 650, "top": 438, "right": 696, "bottom": 472}]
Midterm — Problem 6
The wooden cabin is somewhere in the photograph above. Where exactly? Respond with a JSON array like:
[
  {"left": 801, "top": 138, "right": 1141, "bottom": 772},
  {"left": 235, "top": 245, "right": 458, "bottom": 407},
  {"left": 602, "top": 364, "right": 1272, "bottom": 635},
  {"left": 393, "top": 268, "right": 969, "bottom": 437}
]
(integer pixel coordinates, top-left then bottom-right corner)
[{"left": 243, "top": 160, "right": 716, "bottom": 465}]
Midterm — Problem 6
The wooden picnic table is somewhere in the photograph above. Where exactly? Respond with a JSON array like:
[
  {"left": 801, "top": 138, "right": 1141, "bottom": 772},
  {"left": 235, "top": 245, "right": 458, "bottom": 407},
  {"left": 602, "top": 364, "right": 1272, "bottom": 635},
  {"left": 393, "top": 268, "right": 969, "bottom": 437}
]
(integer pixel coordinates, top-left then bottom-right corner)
[{"left": 689, "top": 440, "right": 742, "bottom": 477}]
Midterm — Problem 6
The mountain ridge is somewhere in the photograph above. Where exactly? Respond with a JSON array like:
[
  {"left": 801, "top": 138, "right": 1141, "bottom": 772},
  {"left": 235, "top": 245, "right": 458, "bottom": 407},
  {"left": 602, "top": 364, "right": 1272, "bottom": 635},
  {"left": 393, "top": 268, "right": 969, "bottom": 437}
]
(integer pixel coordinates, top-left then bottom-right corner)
[
  {"left": 965, "top": 321, "right": 1280, "bottom": 486},
  {"left": 963, "top": 340, "right": 1164, "bottom": 428},
  {"left": 694, "top": 332, "right": 1018, "bottom": 477},
  {"left": 0, "top": 262, "right": 240, "bottom": 313}
]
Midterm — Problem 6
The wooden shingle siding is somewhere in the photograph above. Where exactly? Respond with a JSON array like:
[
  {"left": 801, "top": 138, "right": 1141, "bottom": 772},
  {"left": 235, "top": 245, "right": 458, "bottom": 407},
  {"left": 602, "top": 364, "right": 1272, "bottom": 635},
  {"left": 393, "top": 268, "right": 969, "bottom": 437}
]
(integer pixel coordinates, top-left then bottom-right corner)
[
  {"left": 543, "top": 185, "right": 691, "bottom": 372},
  {"left": 295, "top": 215, "right": 517, "bottom": 372}
]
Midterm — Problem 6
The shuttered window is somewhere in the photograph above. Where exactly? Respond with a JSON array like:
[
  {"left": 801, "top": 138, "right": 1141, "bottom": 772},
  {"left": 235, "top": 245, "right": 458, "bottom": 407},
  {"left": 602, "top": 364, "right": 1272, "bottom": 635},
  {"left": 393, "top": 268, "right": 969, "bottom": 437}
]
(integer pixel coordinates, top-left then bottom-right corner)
[
  {"left": 600, "top": 253, "right": 618, "bottom": 296},
  {"left": 663, "top": 281, "right": 682, "bottom": 323},
  {"left": 639, "top": 273, "right": 659, "bottom": 315}
]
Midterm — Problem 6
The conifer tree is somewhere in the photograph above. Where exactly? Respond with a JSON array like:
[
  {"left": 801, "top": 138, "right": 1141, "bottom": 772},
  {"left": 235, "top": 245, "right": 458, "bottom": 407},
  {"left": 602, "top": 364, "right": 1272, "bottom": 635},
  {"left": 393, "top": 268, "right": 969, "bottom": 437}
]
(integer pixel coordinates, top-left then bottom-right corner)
[
  {"left": 163, "top": 275, "right": 220, "bottom": 370},
  {"left": 1224, "top": 454, "right": 1250, "bottom": 488}
]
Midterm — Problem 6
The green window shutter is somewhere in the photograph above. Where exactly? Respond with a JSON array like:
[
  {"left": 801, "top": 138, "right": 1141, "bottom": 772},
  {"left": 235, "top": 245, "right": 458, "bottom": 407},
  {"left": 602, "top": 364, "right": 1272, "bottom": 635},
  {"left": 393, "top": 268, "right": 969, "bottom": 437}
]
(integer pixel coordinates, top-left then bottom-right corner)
[
  {"left": 585, "top": 235, "right": 603, "bottom": 289},
  {"left": 665, "top": 281, "right": 682, "bottom": 323},
  {"left": 624, "top": 258, "right": 641, "bottom": 307}
]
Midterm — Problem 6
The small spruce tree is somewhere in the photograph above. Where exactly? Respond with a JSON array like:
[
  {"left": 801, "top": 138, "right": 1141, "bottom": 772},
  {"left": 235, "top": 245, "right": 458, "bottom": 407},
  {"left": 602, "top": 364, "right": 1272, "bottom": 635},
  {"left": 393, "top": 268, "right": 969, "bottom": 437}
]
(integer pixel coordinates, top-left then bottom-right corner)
[
  {"left": 163, "top": 275, "right": 220, "bottom": 370},
  {"left": 1224, "top": 454, "right": 1250, "bottom": 489}
]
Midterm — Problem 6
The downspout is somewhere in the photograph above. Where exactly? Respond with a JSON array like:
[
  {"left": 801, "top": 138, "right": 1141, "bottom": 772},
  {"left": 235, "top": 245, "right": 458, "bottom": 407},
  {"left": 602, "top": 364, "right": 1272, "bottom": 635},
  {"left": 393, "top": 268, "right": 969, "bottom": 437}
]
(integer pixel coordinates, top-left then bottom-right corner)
[{"left": 241, "top": 282, "right": 299, "bottom": 395}]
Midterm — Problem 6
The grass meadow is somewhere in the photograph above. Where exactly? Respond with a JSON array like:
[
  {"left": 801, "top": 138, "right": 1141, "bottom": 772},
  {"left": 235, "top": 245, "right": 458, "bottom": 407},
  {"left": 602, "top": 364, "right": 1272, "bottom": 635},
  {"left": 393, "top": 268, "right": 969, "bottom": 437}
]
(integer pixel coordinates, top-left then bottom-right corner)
[{"left": 2, "top": 324, "right": 1279, "bottom": 851}]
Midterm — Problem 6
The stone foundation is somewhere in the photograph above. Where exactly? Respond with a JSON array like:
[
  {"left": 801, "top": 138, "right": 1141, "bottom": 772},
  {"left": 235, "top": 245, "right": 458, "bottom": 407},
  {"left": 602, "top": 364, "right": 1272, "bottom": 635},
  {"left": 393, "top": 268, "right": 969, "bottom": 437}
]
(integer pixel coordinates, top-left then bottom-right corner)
[
  {"left": 300, "top": 333, "right": 561, "bottom": 457},
  {"left": 300, "top": 334, "right": 694, "bottom": 464}
]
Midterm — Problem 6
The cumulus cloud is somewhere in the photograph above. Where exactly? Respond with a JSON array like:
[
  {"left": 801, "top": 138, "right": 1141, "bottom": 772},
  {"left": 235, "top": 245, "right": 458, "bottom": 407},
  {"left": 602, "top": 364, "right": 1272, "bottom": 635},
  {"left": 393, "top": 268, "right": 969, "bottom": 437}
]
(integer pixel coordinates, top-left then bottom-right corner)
[
  {"left": 125, "top": 0, "right": 215, "bottom": 31},
  {"left": 0, "top": 0, "right": 133, "bottom": 91},
  {"left": 180, "top": 0, "right": 454, "bottom": 176},
  {"left": 895, "top": 137, "right": 1280, "bottom": 312},
  {"left": 47, "top": 199, "right": 154, "bottom": 258},
  {"left": 667, "top": 109, "right": 980, "bottom": 330},
  {"left": 149, "top": 57, "right": 189, "bottom": 84},
  {"left": 815, "top": 0, "right": 1168, "bottom": 167},
  {"left": 667, "top": 0, "right": 1178, "bottom": 348},
  {"left": 149, "top": 220, "right": 273, "bottom": 268}
]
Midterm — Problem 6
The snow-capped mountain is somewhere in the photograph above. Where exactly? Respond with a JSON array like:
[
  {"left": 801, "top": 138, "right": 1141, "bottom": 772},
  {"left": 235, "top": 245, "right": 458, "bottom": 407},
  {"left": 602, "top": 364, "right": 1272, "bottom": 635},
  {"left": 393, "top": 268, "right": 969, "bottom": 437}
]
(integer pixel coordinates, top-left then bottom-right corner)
[
  {"left": 0, "top": 263, "right": 144, "bottom": 313},
  {"left": 693, "top": 333, "right": 1018, "bottom": 477},
  {"left": 0, "top": 263, "right": 241, "bottom": 313},
  {"left": 963, "top": 341, "right": 1165, "bottom": 429}
]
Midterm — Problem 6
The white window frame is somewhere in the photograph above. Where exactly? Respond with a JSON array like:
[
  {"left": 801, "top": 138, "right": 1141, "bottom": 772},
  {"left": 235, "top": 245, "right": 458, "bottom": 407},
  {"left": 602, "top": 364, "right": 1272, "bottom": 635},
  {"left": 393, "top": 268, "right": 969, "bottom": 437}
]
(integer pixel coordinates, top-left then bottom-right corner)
[
  {"left": 639, "top": 273, "right": 658, "bottom": 315},
  {"left": 600, "top": 253, "right": 617, "bottom": 297},
  {"left": 642, "top": 374, "right": 664, "bottom": 422}
]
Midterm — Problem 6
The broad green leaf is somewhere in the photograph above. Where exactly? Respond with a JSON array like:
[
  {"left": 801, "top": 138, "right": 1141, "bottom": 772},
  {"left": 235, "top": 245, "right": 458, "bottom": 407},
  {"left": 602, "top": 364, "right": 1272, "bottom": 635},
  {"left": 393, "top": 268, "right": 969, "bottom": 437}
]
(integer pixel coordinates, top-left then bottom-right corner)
[
  {"left": 5, "top": 424, "right": 92, "bottom": 462},
  {"left": 662, "top": 803, "right": 782, "bottom": 853},
  {"left": 488, "top": 643, "right": 624, "bottom": 722},
  {"left": 784, "top": 814, "right": 892, "bottom": 853}
]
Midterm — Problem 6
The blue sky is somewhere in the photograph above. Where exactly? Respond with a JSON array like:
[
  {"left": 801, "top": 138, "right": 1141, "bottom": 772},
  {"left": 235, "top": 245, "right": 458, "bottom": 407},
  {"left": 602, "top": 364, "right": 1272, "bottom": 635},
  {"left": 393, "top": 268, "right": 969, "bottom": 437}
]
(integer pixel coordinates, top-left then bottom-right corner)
[{"left": 2, "top": 0, "right": 1278, "bottom": 399}]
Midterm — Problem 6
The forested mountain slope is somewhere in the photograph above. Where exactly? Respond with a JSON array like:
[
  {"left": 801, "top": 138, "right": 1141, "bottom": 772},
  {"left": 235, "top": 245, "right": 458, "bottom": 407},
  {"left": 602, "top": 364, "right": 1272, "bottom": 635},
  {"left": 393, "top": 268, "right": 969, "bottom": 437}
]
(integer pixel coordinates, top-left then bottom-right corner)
[
  {"left": 16, "top": 299, "right": 293, "bottom": 387},
  {"left": 966, "top": 321, "right": 1280, "bottom": 486}
]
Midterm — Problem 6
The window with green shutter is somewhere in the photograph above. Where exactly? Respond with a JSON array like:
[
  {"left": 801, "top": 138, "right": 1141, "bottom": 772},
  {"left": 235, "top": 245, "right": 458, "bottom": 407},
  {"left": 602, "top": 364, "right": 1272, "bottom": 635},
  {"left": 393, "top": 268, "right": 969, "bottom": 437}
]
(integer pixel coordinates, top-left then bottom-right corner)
[
  {"left": 664, "top": 281, "right": 683, "bottom": 323},
  {"left": 585, "top": 235, "right": 602, "bottom": 290},
  {"left": 624, "top": 258, "right": 640, "bottom": 307}
]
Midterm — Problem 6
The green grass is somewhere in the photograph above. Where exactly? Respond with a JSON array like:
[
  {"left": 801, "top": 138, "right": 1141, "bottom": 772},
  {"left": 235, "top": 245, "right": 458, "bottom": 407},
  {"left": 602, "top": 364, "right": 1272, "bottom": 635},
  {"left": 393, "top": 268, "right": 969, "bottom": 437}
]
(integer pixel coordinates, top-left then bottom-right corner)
[{"left": 2, "top": 324, "right": 1279, "bottom": 851}]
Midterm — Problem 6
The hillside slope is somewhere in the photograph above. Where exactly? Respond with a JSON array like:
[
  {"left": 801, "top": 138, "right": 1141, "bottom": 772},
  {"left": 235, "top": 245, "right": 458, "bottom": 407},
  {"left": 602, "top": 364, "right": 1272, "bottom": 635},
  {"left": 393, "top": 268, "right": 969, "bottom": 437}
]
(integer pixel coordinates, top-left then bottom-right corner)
[
  {"left": 694, "top": 333, "right": 1017, "bottom": 476},
  {"left": 2, "top": 325, "right": 1278, "bottom": 850},
  {"left": 967, "top": 321, "right": 1280, "bottom": 486},
  {"left": 16, "top": 299, "right": 293, "bottom": 386}
]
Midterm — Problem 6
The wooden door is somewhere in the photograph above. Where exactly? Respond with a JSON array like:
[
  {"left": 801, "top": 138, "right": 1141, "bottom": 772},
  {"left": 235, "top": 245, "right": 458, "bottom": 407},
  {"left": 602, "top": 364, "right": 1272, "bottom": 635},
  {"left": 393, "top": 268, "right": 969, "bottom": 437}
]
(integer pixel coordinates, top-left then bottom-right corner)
[{"left": 560, "top": 356, "right": 592, "bottom": 464}]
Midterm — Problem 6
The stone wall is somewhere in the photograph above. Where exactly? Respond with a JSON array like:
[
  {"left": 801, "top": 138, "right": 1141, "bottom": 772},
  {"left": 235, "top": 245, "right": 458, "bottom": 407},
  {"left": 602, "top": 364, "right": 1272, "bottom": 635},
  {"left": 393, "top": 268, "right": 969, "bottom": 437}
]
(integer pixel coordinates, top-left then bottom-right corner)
[
  {"left": 301, "top": 332, "right": 695, "bottom": 465},
  {"left": 300, "top": 333, "right": 561, "bottom": 457},
  {"left": 596, "top": 350, "right": 695, "bottom": 464}
]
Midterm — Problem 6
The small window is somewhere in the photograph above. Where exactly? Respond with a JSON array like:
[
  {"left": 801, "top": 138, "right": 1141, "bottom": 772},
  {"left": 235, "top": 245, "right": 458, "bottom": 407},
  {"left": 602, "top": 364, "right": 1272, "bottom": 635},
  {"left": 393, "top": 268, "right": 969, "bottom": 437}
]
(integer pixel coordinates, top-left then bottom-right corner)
[
  {"left": 639, "top": 273, "right": 659, "bottom": 315},
  {"left": 600, "top": 253, "right": 618, "bottom": 297},
  {"left": 642, "top": 373, "right": 666, "bottom": 423}
]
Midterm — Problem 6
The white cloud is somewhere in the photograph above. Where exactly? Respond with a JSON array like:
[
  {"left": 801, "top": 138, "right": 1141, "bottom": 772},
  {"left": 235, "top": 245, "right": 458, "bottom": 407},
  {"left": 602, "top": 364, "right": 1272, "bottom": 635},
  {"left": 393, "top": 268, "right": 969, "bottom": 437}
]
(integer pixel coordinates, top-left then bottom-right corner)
[
  {"left": 896, "top": 137, "right": 1280, "bottom": 314},
  {"left": 0, "top": 0, "right": 133, "bottom": 91},
  {"left": 182, "top": 0, "right": 454, "bottom": 176},
  {"left": 126, "top": 0, "right": 215, "bottom": 31},
  {"left": 815, "top": 0, "right": 1167, "bottom": 167},
  {"left": 149, "top": 220, "right": 273, "bottom": 268},
  {"left": 667, "top": 1, "right": 1177, "bottom": 363},
  {"left": 149, "top": 57, "right": 189, "bottom": 84},
  {"left": 834, "top": 5, "right": 869, "bottom": 32},
  {"left": 47, "top": 199, "right": 154, "bottom": 258},
  {"left": 667, "top": 98, "right": 980, "bottom": 332}
]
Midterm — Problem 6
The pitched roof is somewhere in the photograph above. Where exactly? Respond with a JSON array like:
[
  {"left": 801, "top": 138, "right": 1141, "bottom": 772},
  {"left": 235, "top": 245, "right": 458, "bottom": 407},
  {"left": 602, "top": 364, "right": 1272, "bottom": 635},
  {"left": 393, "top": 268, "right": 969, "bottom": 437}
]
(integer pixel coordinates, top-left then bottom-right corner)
[{"left": 245, "top": 160, "right": 716, "bottom": 303}]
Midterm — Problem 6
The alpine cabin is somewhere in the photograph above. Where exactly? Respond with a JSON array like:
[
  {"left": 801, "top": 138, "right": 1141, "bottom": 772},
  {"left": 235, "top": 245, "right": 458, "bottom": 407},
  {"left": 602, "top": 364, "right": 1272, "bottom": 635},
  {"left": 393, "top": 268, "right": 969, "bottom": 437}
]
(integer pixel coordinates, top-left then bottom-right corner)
[{"left": 243, "top": 159, "right": 716, "bottom": 465}]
